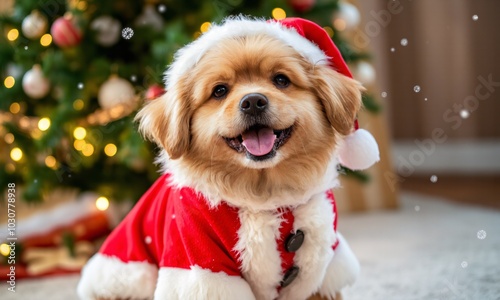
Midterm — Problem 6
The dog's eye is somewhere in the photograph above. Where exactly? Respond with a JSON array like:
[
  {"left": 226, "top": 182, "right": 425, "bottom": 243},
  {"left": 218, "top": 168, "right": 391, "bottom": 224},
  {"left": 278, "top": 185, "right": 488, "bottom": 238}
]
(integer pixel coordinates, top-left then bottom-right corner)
[
  {"left": 273, "top": 74, "right": 290, "bottom": 88},
  {"left": 212, "top": 85, "right": 228, "bottom": 99}
]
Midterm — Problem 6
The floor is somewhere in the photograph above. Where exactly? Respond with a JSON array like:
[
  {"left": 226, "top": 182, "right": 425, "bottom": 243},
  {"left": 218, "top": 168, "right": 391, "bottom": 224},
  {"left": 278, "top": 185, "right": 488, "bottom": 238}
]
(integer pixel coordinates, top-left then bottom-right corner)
[
  {"left": 2, "top": 192, "right": 499, "bottom": 300},
  {"left": 401, "top": 175, "right": 500, "bottom": 210}
]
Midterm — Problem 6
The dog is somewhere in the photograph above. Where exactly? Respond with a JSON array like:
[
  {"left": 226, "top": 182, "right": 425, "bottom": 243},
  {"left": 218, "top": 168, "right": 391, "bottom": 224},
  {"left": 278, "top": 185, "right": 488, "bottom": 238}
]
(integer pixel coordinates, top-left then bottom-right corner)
[{"left": 77, "top": 16, "right": 379, "bottom": 300}]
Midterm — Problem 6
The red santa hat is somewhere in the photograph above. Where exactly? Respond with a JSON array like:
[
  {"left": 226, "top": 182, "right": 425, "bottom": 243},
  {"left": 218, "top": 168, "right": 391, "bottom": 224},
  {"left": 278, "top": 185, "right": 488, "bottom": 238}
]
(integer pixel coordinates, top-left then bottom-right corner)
[
  {"left": 165, "top": 16, "right": 379, "bottom": 170},
  {"left": 277, "top": 18, "right": 379, "bottom": 170}
]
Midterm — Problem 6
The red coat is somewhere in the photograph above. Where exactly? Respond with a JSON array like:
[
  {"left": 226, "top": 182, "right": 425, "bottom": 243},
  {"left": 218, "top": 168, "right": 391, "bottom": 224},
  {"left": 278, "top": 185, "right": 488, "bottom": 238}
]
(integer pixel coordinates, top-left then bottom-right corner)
[{"left": 99, "top": 173, "right": 339, "bottom": 280}]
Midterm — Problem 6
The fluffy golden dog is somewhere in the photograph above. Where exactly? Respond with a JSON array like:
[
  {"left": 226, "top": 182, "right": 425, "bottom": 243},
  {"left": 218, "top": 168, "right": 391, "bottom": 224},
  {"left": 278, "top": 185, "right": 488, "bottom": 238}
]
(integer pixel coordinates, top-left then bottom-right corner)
[
  {"left": 78, "top": 17, "right": 379, "bottom": 300},
  {"left": 138, "top": 34, "right": 361, "bottom": 208}
]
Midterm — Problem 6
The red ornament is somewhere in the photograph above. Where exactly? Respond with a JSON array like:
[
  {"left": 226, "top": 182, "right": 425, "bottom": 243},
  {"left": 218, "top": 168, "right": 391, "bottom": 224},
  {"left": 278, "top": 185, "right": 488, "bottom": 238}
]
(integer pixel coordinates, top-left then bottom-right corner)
[
  {"left": 51, "top": 15, "right": 82, "bottom": 48},
  {"left": 145, "top": 84, "right": 166, "bottom": 100},
  {"left": 287, "top": 0, "right": 316, "bottom": 13}
]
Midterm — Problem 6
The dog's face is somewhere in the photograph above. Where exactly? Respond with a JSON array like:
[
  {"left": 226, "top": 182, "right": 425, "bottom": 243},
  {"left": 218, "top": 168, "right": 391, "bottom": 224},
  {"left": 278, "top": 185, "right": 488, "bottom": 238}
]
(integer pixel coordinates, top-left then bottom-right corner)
[{"left": 137, "top": 34, "right": 362, "bottom": 205}]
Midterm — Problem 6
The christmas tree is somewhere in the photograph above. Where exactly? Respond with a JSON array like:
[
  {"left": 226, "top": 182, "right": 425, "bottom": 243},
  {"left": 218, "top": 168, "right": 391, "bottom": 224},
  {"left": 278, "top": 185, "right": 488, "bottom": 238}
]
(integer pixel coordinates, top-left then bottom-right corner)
[
  {"left": 0, "top": 0, "right": 379, "bottom": 204},
  {"left": 0, "top": 0, "right": 386, "bottom": 280}
]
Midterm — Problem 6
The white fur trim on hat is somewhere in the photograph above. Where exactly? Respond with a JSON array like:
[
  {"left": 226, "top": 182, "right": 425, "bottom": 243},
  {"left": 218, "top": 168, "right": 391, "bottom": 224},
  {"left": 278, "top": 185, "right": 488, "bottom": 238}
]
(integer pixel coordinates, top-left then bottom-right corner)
[
  {"left": 338, "top": 129, "right": 380, "bottom": 170},
  {"left": 77, "top": 253, "right": 158, "bottom": 300},
  {"left": 165, "top": 16, "right": 328, "bottom": 89},
  {"left": 154, "top": 265, "right": 255, "bottom": 299}
]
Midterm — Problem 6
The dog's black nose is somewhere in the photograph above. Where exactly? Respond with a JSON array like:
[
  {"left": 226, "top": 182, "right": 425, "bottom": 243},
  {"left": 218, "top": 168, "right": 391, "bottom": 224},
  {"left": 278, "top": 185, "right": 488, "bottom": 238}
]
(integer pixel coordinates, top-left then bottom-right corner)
[{"left": 239, "top": 93, "right": 268, "bottom": 115}]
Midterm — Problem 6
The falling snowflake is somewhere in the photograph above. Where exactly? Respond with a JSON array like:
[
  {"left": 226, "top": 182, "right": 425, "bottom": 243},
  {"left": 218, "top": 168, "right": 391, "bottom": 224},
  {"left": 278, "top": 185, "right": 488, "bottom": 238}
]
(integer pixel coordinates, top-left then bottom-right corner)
[
  {"left": 381, "top": 92, "right": 387, "bottom": 98},
  {"left": 460, "top": 110, "right": 470, "bottom": 119},
  {"left": 472, "top": 15, "right": 478, "bottom": 21},
  {"left": 400, "top": 38, "right": 408, "bottom": 46},
  {"left": 144, "top": 236, "right": 152, "bottom": 244},
  {"left": 461, "top": 261, "right": 468, "bottom": 268},
  {"left": 77, "top": 82, "right": 84, "bottom": 89},
  {"left": 24, "top": 46, "right": 28, "bottom": 50},
  {"left": 172, "top": 214, "right": 176, "bottom": 219},
  {"left": 430, "top": 175, "right": 438, "bottom": 183},
  {"left": 424, "top": 97, "right": 428, "bottom": 101},
  {"left": 130, "top": 75, "right": 137, "bottom": 82},
  {"left": 414, "top": 85, "right": 421, "bottom": 93},
  {"left": 477, "top": 230, "right": 487, "bottom": 240},
  {"left": 122, "top": 27, "right": 134, "bottom": 39},
  {"left": 158, "top": 4, "right": 167, "bottom": 13},
  {"left": 390, "top": 47, "right": 395, "bottom": 52},
  {"left": 415, "top": 205, "right": 420, "bottom": 212}
]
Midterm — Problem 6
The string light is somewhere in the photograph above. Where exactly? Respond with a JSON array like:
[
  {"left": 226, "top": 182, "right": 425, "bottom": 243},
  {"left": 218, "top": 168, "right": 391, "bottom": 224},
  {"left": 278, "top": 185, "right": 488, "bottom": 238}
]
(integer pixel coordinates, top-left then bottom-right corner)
[
  {"left": 333, "top": 19, "right": 346, "bottom": 31},
  {"left": 200, "top": 22, "right": 211, "bottom": 33},
  {"left": 81, "top": 143, "right": 94, "bottom": 156},
  {"left": 40, "top": 33, "right": 52, "bottom": 46},
  {"left": 74, "top": 139, "right": 86, "bottom": 150},
  {"left": 5, "top": 163, "right": 16, "bottom": 173},
  {"left": 95, "top": 196, "right": 110, "bottom": 211},
  {"left": 45, "top": 155, "right": 57, "bottom": 168},
  {"left": 272, "top": 8, "right": 286, "bottom": 20},
  {"left": 0, "top": 243, "right": 10, "bottom": 256},
  {"left": 323, "top": 26, "right": 334, "bottom": 37},
  {"left": 30, "top": 129, "right": 42, "bottom": 139},
  {"left": 38, "top": 117, "right": 51, "bottom": 131},
  {"left": 77, "top": 1, "right": 88, "bottom": 10},
  {"left": 4, "top": 133, "right": 15, "bottom": 144},
  {"left": 85, "top": 98, "right": 139, "bottom": 126},
  {"left": 7, "top": 29, "right": 19, "bottom": 41},
  {"left": 19, "top": 116, "right": 31, "bottom": 129},
  {"left": 109, "top": 106, "right": 124, "bottom": 118},
  {"left": 9, "top": 102, "right": 20, "bottom": 114},
  {"left": 10, "top": 147, "right": 23, "bottom": 161},
  {"left": 73, "top": 99, "right": 84, "bottom": 110},
  {"left": 104, "top": 143, "right": 117, "bottom": 157},
  {"left": 73, "top": 127, "right": 87, "bottom": 140},
  {"left": 4, "top": 76, "right": 15, "bottom": 88}
]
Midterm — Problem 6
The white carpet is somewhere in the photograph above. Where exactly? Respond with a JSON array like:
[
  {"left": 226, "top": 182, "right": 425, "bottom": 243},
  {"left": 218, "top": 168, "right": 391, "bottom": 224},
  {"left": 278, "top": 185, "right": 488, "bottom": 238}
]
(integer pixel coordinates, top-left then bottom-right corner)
[{"left": 2, "top": 192, "right": 499, "bottom": 300}]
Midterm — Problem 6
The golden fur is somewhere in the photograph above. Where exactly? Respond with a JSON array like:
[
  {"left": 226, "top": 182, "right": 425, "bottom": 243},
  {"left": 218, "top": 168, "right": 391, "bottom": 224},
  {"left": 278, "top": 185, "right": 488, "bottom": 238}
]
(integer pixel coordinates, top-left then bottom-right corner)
[{"left": 136, "top": 34, "right": 363, "bottom": 210}]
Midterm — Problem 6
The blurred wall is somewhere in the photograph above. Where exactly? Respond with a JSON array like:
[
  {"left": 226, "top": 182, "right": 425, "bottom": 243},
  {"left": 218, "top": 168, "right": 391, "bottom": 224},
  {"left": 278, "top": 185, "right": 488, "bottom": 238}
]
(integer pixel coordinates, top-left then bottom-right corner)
[
  {"left": 357, "top": 0, "right": 500, "bottom": 140},
  {"left": 355, "top": 0, "right": 500, "bottom": 174}
]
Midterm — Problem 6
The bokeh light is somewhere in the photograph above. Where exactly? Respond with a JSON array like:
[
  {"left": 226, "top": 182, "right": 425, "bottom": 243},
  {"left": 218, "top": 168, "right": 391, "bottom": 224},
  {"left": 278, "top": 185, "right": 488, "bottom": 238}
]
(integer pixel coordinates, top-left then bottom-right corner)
[
  {"left": 95, "top": 196, "right": 109, "bottom": 211},
  {"left": 104, "top": 143, "right": 117, "bottom": 157}
]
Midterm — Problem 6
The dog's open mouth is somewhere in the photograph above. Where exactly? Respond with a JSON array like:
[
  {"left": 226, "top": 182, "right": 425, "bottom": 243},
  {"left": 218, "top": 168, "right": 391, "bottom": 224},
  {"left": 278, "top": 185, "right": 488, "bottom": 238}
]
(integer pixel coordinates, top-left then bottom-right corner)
[{"left": 224, "top": 125, "right": 293, "bottom": 161}]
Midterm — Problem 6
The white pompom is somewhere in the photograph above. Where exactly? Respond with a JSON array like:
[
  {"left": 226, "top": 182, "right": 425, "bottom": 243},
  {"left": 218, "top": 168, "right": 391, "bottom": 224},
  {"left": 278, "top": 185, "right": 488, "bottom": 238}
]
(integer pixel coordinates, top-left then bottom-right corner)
[{"left": 338, "top": 129, "right": 380, "bottom": 170}]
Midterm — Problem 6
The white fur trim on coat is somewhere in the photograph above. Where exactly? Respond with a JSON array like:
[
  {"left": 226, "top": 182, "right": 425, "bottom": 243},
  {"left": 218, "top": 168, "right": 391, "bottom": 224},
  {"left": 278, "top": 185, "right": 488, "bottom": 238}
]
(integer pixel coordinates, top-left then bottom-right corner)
[
  {"left": 234, "top": 210, "right": 283, "bottom": 299},
  {"left": 154, "top": 265, "right": 255, "bottom": 300},
  {"left": 317, "top": 233, "right": 360, "bottom": 298},
  {"left": 278, "top": 193, "right": 336, "bottom": 300},
  {"left": 165, "top": 16, "right": 328, "bottom": 90},
  {"left": 77, "top": 253, "right": 158, "bottom": 300}
]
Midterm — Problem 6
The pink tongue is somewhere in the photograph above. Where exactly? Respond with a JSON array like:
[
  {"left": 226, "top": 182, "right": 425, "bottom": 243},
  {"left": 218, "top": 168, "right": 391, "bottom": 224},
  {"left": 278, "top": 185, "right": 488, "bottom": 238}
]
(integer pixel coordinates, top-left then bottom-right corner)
[{"left": 241, "top": 127, "right": 276, "bottom": 156}]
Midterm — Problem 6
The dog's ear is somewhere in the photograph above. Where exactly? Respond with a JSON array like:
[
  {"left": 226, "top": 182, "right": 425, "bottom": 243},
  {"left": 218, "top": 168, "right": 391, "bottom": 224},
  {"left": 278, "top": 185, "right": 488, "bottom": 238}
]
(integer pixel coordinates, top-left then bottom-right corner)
[
  {"left": 312, "top": 65, "right": 364, "bottom": 135},
  {"left": 135, "top": 85, "right": 191, "bottom": 159}
]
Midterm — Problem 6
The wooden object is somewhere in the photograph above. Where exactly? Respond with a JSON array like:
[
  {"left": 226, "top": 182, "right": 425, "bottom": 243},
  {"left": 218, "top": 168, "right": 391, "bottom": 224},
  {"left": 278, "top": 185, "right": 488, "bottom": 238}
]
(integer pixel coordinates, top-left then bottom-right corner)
[{"left": 335, "top": 110, "right": 399, "bottom": 212}]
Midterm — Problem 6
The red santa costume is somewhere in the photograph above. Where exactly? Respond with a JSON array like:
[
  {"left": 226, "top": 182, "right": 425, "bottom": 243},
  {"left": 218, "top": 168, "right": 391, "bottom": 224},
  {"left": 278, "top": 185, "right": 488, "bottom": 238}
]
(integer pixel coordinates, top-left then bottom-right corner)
[{"left": 78, "top": 17, "right": 379, "bottom": 300}]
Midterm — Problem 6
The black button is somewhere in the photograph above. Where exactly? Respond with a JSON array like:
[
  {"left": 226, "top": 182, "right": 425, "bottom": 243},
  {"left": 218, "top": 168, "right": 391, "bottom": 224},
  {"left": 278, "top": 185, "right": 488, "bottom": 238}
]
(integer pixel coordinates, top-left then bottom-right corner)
[
  {"left": 285, "top": 230, "right": 304, "bottom": 252},
  {"left": 281, "top": 266, "right": 299, "bottom": 287}
]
